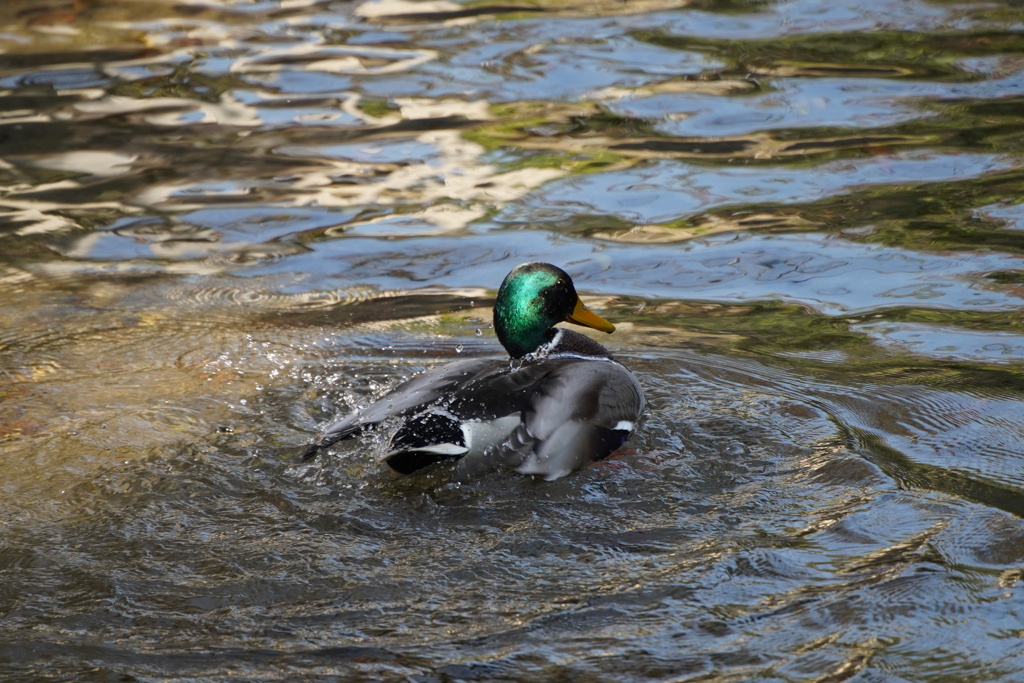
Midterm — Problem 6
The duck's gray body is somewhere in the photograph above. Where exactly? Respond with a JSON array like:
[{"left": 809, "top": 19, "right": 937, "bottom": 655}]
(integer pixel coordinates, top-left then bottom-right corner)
[{"left": 302, "top": 328, "right": 645, "bottom": 480}]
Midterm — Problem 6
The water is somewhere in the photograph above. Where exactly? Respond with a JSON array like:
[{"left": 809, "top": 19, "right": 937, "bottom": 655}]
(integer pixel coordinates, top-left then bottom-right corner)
[{"left": 2, "top": 0, "right": 1024, "bottom": 679}]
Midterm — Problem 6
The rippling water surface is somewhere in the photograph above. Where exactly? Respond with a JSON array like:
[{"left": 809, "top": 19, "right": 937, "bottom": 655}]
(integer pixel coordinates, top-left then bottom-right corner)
[{"left": 3, "top": 0, "right": 1024, "bottom": 679}]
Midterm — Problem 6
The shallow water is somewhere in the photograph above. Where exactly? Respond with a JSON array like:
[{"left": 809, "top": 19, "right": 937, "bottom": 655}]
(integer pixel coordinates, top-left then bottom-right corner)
[{"left": 3, "top": 0, "right": 1024, "bottom": 679}]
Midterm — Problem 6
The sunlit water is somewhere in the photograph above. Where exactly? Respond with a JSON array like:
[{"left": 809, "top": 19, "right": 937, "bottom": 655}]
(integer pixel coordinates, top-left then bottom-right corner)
[{"left": 3, "top": 0, "right": 1024, "bottom": 679}]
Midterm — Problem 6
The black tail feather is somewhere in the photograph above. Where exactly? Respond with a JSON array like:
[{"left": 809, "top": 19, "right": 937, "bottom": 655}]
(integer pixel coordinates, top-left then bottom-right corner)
[{"left": 382, "top": 411, "right": 467, "bottom": 475}]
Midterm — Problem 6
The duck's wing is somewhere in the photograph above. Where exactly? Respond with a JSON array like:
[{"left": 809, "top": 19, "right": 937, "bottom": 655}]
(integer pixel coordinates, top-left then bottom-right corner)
[
  {"left": 379, "top": 358, "right": 593, "bottom": 473},
  {"left": 456, "top": 357, "right": 646, "bottom": 481},
  {"left": 300, "top": 357, "right": 507, "bottom": 459},
  {"left": 302, "top": 354, "right": 645, "bottom": 481}
]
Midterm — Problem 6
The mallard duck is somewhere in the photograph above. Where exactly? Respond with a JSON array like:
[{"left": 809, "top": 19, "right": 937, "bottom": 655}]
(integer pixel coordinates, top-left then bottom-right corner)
[{"left": 300, "top": 262, "right": 645, "bottom": 480}]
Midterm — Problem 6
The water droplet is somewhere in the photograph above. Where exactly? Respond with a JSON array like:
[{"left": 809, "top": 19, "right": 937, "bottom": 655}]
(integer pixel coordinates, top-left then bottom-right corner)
[{"left": 455, "top": 344, "right": 465, "bottom": 353}]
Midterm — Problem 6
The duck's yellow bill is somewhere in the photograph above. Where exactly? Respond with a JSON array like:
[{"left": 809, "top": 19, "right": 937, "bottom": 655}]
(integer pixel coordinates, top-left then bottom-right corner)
[{"left": 565, "top": 298, "right": 615, "bottom": 334}]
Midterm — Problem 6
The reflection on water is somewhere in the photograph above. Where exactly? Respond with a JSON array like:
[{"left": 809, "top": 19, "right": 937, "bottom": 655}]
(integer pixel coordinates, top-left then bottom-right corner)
[{"left": 3, "top": 0, "right": 1024, "bottom": 679}]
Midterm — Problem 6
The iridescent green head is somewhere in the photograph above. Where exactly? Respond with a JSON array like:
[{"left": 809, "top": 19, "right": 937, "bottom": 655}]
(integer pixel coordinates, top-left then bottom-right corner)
[{"left": 493, "top": 262, "right": 615, "bottom": 358}]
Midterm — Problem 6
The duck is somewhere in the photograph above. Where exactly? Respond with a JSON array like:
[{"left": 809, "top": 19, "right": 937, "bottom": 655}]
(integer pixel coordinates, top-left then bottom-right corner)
[{"left": 299, "top": 262, "right": 645, "bottom": 480}]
